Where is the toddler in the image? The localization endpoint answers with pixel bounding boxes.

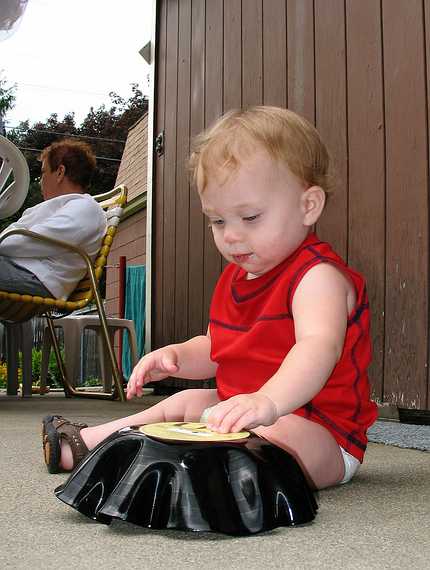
[43,107,378,490]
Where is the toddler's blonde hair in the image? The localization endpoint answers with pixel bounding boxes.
[189,106,332,195]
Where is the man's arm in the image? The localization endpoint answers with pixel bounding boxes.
[0,198,104,258]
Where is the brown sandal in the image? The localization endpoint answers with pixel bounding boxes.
[42,415,89,474]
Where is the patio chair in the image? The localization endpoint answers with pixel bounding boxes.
[39,315,139,394]
[0,185,128,401]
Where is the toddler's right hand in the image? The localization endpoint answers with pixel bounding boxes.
[126,347,179,400]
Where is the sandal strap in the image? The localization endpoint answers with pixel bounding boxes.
[53,418,89,467]
[54,418,88,430]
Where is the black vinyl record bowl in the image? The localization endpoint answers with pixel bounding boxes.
[55,427,318,536]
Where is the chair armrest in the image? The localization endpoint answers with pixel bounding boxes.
[96,184,127,208]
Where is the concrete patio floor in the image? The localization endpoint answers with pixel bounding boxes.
[1,393,429,570]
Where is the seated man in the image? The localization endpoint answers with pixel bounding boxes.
[0,139,107,299]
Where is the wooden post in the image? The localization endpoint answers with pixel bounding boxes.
[118,256,126,376]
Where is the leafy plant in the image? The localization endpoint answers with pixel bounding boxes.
[0,359,22,389]
[0,73,16,116]
[0,348,102,391]
[82,376,102,388]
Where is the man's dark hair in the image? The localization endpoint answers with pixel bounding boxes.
[39,139,97,190]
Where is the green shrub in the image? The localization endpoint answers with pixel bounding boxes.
[82,376,102,387]
[0,363,7,389]
[0,348,101,390]
[30,348,64,388]
[31,349,42,383]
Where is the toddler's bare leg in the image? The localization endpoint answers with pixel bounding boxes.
[252,414,345,490]
[60,389,220,470]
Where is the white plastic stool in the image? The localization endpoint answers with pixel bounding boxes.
[40,315,139,392]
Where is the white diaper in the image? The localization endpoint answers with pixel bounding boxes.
[338,446,361,484]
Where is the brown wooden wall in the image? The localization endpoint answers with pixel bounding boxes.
[152,0,430,410]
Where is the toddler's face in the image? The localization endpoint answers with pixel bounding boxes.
[200,150,314,278]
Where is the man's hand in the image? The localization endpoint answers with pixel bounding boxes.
[126,347,179,400]
[206,393,279,433]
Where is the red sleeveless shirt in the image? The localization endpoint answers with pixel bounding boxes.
[209,233,378,461]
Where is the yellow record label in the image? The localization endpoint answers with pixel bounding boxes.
[139,422,250,442]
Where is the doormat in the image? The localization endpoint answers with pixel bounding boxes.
[368,421,430,452]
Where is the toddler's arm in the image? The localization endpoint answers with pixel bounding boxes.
[127,331,217,399]
[206,263,355,432]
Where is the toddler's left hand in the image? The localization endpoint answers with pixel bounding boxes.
[206,393,279,433]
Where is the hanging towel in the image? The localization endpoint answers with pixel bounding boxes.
[122,265,146,380]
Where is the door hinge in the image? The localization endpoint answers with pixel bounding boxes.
[155,131,165,157]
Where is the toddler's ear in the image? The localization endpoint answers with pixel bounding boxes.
[302,186,325,226]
